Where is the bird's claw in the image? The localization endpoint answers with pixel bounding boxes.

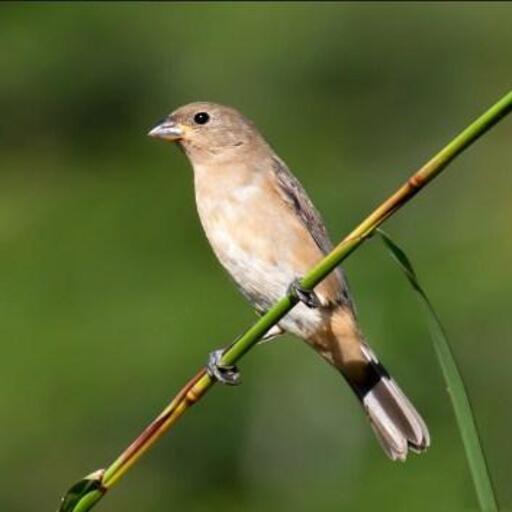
[288,278,322,309]
[207,349,241,385]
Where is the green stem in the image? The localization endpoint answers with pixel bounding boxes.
[59,90,512,512]
[223,89,512,367]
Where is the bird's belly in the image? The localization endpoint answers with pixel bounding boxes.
[195,187,323,338]
[205,213,294,309]
[210,231,323,338]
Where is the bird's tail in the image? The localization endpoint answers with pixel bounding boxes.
[356,343,430,461]
[310,310,430,461]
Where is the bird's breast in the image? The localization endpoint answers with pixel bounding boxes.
[192,162,332,338]
[193,166,304,307]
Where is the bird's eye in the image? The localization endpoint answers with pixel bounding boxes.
[193,112,210,125]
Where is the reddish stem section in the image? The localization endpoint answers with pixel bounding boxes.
[102,368,209,487]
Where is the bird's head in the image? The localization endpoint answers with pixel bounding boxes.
[148,102,268,164]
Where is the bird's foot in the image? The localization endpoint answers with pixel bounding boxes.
[207,349,241,385]
[288,278,322,309]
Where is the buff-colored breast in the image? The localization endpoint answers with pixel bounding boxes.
[192,159,340,337]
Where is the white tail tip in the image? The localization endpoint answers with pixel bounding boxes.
[361,345,430,461]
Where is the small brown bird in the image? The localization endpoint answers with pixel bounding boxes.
[149,102,430,461]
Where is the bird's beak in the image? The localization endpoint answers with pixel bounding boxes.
[147,119,184,141]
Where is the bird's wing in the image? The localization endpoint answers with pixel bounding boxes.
[272,156,333,254]
[271,156,354,309]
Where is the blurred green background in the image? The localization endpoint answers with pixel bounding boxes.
[1,3,511,511]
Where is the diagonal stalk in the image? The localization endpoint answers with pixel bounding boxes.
[59,90,512,512]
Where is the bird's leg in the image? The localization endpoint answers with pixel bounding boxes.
[288,278,322,309]
[207,349,241,385]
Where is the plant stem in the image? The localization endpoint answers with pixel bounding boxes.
[59,90,512,512]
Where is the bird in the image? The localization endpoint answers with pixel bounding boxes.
[148,102,430,461]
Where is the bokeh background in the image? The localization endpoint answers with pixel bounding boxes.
[1,3,511,511]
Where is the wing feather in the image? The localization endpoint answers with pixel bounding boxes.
[271,156,353,309]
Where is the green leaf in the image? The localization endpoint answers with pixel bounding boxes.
[58,470,105,512]
[377,229,498,512]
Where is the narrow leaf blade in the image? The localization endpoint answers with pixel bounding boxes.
[377,229,498,512]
